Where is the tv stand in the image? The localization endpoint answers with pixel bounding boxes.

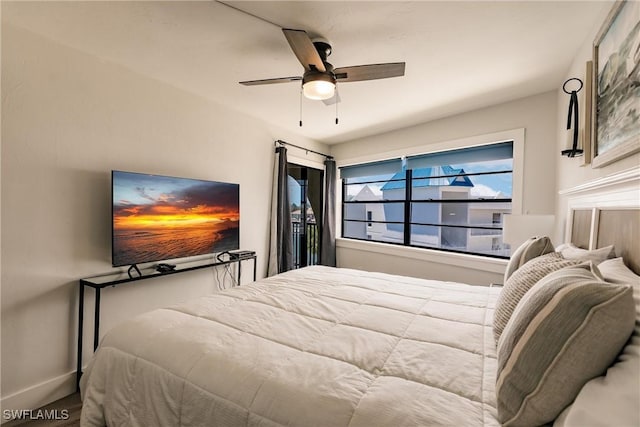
[76,253,257,391]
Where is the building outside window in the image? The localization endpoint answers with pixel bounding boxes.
[492,237,501,250]
[341,141,513,258]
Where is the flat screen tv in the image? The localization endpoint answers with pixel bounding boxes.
[112,170,239,267]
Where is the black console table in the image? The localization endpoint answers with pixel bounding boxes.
[76,253,257,391]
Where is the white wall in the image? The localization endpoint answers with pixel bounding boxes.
[555,2,640,241]
[331,91,559,285]
[0,22,325,412]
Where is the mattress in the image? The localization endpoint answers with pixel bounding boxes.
[80,266,502,426]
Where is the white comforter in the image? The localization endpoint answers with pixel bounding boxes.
[80,266,502,426]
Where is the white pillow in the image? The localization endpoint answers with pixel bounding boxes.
[554,258,640,427]
[556,243,615,264]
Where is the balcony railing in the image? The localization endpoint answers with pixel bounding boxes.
[292,220,319,268]
[469,228,503,236]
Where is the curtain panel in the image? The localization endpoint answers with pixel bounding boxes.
[320,158,337,267]
[267,146,293,276]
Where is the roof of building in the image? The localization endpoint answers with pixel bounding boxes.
[381,166,474,191]
[352,184,377,201]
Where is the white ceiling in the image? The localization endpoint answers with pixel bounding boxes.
[3,1,609,144]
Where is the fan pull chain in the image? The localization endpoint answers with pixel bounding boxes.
[335,87,339,125]
[299,87,303,127]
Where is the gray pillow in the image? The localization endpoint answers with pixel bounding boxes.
[598,257,640,284]
[554,258,640,427]
[556,243,616,264]
[493,252,579,344]
[496,264,635,427]
[504,236,554,283]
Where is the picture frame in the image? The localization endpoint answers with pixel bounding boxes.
[591,0,640,168]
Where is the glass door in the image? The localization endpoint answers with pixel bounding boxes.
[288,163,324,268]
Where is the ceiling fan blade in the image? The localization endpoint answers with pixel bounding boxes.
[282,28,326,72]
[239,76,302,86]
[322,91,341,106]
[334,62,405,82]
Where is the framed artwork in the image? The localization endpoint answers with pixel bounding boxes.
[591,0,640,168]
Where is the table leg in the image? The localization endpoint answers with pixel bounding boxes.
[94,288,101,351]
[76,283,84,391]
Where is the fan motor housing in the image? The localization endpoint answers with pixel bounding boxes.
[302,68,336,85]
[312,38,332,62]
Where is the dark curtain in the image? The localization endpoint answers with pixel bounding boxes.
[267,146,293,276]
[320,158,337,267]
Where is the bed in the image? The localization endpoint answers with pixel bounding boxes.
[80,169,640,426]
[80,266,502,426]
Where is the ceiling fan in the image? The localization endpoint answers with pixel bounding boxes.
[239,28,406,105]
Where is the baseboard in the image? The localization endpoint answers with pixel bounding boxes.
[0,371,77,424]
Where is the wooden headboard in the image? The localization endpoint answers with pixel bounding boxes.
[569,208,640,274]
[562,168,640,275]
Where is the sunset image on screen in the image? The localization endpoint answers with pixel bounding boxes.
[112,171,239,266]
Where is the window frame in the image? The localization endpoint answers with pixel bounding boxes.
[342,168,514,259]
[337,128,525,260]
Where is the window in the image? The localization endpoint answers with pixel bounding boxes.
[341,141,513,258]
[492,237,500,250]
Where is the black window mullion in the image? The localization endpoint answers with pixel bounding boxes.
[403,169,412,246]
[344,200,405,204]
[344,177,406,186]
[345,219,404,225]
[410,222,503,230]
[411,169,513,181]
[410,198,512,204]
[345,199,512,203]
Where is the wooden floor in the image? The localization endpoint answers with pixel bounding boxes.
[3,393,81,427]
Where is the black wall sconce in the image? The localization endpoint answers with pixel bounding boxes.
[561,78,584,158]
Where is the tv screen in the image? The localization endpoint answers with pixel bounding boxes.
[112,171,239,267]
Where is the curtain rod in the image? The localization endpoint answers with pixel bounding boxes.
[275,140,333,160]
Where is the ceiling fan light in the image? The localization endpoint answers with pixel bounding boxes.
[303,80,335,100]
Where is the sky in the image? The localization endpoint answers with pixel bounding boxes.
[113,171,239,229]
[344,159,513,199]
[462,159,513,197]
[289,176,302,206]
